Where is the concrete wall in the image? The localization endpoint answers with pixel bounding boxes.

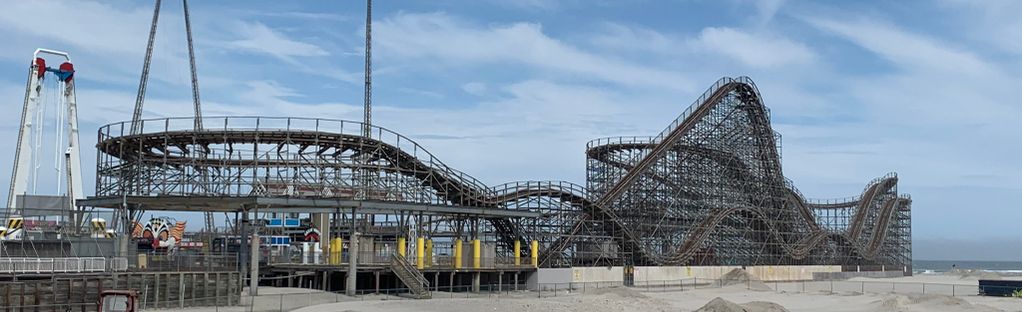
[746,265,842,281]
[571,266,623,282]
[527,265,844,289]
[634,266,742,282]
[633,265,840,282]
[813,271,905,280]
[526,268,572,290]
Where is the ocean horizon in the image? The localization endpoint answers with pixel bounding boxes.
[913,259,1022,274]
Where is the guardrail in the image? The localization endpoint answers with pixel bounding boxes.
[0,257,128,274]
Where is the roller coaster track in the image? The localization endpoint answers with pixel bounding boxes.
[586,140,830,263]
[98,122,573,254]
[540,77,908,266]
[94,77,910,268]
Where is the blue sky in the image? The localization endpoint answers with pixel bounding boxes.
[1,0,1020,261]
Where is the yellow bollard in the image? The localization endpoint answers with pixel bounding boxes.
[416,237,425,269]
[398,237,407,257]
[330,237,343,264]
[454,239,463,269]
[514,240,521,266]
[472,239,481,269]
[530,240,539,267]
[425,239,434,268]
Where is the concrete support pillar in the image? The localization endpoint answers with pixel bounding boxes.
[498,272,502,292]
[346,209,358,296]
[434,272,439,291]
[514,272,519,291]
[250,233,259,296]
[179,273,185,308]
[374,271,380,294]
[118,235,129,259]
[472,272,480,292]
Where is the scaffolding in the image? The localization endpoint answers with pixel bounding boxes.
[82,77,911,270]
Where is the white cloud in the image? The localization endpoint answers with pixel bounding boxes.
[590,23,815,68]
[461,82,488,96]
[227,22,330,63]
[0,0,151,56]
[690,27,816,68]
[937,0,1022,54]
[374,12,693,91]
[803,17,993,76]
[589,23,683,54]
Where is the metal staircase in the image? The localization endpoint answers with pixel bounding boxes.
[390,254,430,299]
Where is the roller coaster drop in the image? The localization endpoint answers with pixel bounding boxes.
[86,77,911,269]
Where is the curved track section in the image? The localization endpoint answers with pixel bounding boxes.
[96,119,497,209]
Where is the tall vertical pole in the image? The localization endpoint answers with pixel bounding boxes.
[358,0,373,202]
[358,0,375,236]
[249,233,259,296]
[182,0,216,243]
[346,208,358,295]
[131,0,162,135]
[363,0,372,137]
[182,0,202,130]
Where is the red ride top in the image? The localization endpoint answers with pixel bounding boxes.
[34,58,45,78]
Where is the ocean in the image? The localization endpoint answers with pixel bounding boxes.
[913,260,1022,275]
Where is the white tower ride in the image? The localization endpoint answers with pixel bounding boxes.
[5,49,83,232]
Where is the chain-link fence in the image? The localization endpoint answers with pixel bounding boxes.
[5,276,1019,312]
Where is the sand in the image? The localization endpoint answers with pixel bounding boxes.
[170,275,1021,312]
[286,274,1022,312]
[720,268,772,291]
[695,297,790,312]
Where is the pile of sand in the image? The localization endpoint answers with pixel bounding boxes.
[720,268,772,291]
[695,297,790,312]
[876,294,1003,312]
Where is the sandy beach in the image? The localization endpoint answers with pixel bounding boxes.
[280,274,1022,312]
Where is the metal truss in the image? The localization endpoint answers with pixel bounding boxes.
[87,77,911,270]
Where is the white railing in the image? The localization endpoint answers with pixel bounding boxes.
[0,257,128,274]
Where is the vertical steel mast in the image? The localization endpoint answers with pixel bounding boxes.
[131,0,162,135]
[183,0,203,131]
[182,0,215,233]
[357,0,373,200]
[363,0,372,137]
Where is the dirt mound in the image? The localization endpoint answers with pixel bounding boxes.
[721,268,771,291]
[741,301,790,312]
[876,294,1002,312]
[695,297,790,312]
[696,297,746,312]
